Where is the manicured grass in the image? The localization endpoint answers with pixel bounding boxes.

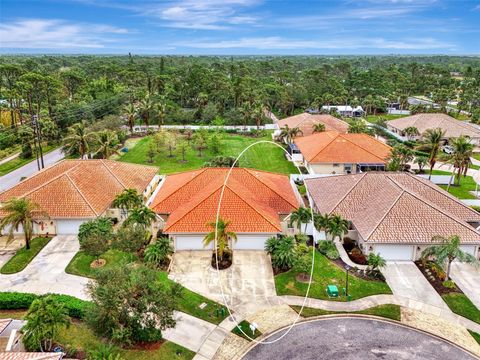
[0,144,58,176]
[231,320,262,341]
[119,133,297,175]
[56,321,195,360]
[469,330,480,345]
[65,250,137,278]
[430,169,453,175]
[442,293,480,325]
[291,304,401,321]
[366,114,408,124]
[439,175,477,199]
[0,237,52,274]
[275,251,391,301]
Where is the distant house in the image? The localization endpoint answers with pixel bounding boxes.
[0,160,161,235]
[305,172,480,261]
[321,105,365,117]
[293,131,391,174]
[386,113,480,144]
[274,113,349,139]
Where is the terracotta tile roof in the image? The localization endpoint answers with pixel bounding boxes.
[0,160,158,219]
[151,168,299,233]
[0,353,62,360]
[0,319,11,335]
[386,113,480,138]
[277,113,349,136]
[294,131,391,164]
[305,172,480,244]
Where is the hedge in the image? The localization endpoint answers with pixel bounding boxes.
[0,292,90,319]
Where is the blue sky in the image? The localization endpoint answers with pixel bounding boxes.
[1,0,479,54]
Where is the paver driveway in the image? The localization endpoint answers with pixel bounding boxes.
[450,263,480,309]
[0,235,89,300]
[382,262,449,310]
[169,251,276,314]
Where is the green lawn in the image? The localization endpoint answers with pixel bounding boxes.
[0,144,58,176]
[275,251,391,301]
[473,153,480,162]
[56,321,195,360]
[65,250,228,325]
[366,114,408,124]
[469,330,480,345]
[0,309,26,319]
[442,293,480,324]
[119,133,297,175]
[0,237,52,274]
[291,304,401,321]
[439,175,477,199]
[231,320,262,341]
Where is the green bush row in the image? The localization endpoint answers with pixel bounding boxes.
[0,292,90,319]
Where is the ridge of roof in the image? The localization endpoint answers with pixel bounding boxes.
[328,173,368,213]
[65,172,99,216]
[100,159,127,188]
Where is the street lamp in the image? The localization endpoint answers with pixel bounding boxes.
[345,265,350,299]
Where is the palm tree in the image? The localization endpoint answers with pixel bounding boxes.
[348,121,371,134]
[326,214,349,242]
[144,236,173,268]
[278,125,303,144]
[155,98,167,128]
[289,207,311,234]
[203,218,237,261]
[124,206,156,229]
[403,126,420,140]
[252,100,264,129]
[442,136,473,188]
[112,188,143,210]
[94,130,119,159]
[63,122,97,159]
[312,123,325,133]
[367,253,386,271]
[124,103,137,133]
[138,95,155,128]
[0,198,47,250]
[313,212,331,238]
[415,128,445,180]
[422,235,479,280]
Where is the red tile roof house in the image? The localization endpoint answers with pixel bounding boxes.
[305,172,480,261]
[150,168,300,250]
[293,131,392,175]
[0,160,160,236]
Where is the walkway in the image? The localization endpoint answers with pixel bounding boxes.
[0,148,64,191]
[0,152,20,166]
[450,263,480,310]
[0,235,89,300]
[334,239,367,270]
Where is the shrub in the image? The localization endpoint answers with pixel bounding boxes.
[349,248,367,265]
[112,224,148,253]
[442,280,456,289]
[265,236,296,270]
[143,237,174,268]
[317,241,339,260]
[78,217,114,256]
[343,237,356,252]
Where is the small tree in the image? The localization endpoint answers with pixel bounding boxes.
[289,207,311,234]
[144,236,174,268]
[209,133,223,156]
[177,140,189,162]
[203,218,237,261]
[265,236,296,270]
[193,130,209,157]
[78,217,113,258]
[112,188,143,211]
[165,131,177,157]
[367,253,386,271]
[124,206,157,229]
[22,295,70,352]
[414,156,429,173]
[146,142,156,163]
[403,126,420,140]
[293,243,311,278]
[112,224,148,253]
[326,214,349,242]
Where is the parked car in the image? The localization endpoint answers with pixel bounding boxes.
[442,145,454,154]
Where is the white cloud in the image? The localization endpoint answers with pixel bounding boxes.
[0,19,128,49]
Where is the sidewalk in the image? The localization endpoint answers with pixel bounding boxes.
[0,152,20,166]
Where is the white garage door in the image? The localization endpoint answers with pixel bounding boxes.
[460,245,476,256]
[175,236,213,251]
[374,245,413,261]
[56,219,87,235]
[234,235,269,250]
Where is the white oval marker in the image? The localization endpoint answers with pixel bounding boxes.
[212,140,316,344]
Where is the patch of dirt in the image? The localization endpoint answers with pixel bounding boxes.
[415,260,462,296]
[128,340,165,350]
[295,273,312,283]
[90,259,106,268]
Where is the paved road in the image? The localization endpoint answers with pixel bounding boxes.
[0,148,64,191]
[242,317,477,360]
[450,263,480,310]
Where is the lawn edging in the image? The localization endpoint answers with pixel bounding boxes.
[0,237,52,274]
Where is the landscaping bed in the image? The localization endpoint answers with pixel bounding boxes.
[415,260,461,296]
[0,237,52,274]
[291,304,401,321]
[65,250,137,278]
[231,320,262,341]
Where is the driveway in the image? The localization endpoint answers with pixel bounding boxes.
[0,235,89,300]
[450,263,480,309]
[382,262,449,310]
[0,148,64,191]
[169,251,276,314]
[242,317,477,360]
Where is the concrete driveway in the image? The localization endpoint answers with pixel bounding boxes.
[382,262,449,310]
[0,235,89,300]
[169,251,276,314]
[450,263,480,309]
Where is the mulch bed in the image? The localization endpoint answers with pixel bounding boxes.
[415,260,463,296]
[211,252,232,270]
[90,259,106,268]
[329,256,385,282]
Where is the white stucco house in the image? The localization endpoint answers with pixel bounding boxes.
[150,167,300,251]
[305,172,480,261]
[0,160,160,236]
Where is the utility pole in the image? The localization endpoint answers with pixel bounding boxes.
[32,115,45,169]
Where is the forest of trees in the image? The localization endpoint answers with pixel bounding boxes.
[0,55,479,158]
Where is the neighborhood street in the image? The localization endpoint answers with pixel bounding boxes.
[0,148,64,191]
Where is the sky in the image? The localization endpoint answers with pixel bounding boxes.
[0,0,479,55]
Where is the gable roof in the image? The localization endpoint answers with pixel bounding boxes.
[305,172,480,244]
[0,160,158,219]
[294,131,391,164]
[386,113,480,138]
[277,113,349,136]
[151,168,299,233]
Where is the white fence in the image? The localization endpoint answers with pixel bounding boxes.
[416,174,454,185]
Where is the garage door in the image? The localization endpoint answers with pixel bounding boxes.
[175,236,213,251]
[56,220,87,235]
[460,245,476,256]
[374,245,413,261]
[234,235,269,250]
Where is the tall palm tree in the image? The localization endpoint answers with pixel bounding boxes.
[94,130,119,159]
[252,100,264,129]
[415,128,445,180]
[289,207,311,234]
[278,125,303,144]
[112,188,143,210]
[138,95,155,128]
[0,198,47,250]
[403,126,420,140]
[422,235,479,280]
[124,103,137,133]
[312,123,325,133]
[442,136,473,188]
[326,214,349,242]
[155,98,167,128]
[63,122,97,159]
[313,212,331,238]
[124,206,156,229]
[203,218,237,261]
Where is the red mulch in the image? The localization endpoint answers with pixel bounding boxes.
[211,253,232,270]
